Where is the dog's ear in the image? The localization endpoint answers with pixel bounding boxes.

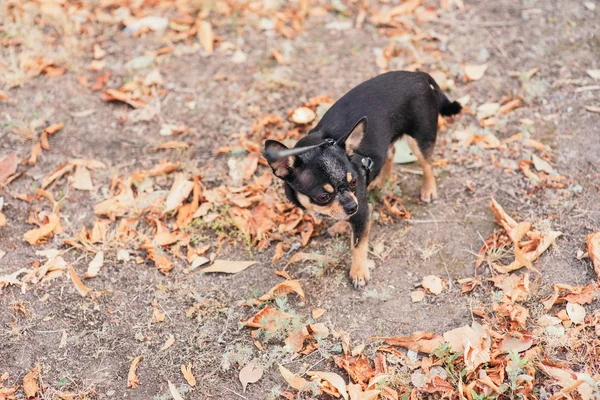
[339,116,367,155]
[264,140,295,179]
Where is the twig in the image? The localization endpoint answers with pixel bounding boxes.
[222,387,248,399]
[397,167,423,175]
[408,219,459,224]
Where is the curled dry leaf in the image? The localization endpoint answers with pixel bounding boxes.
[347,383,380,400]
[164,174,194,213]
[307,371,348,400]
[287,252,337,267]
[72,165,94,191]
[291,107,316,124]
[167,380,184,400]
[278,364,312,391]
[181,363,196,387]
[69,264,92,297]
[153,141,190,151]
[285,323,329,353]
[201,260,256,274]
[245,305,291,331]
[239,362,263,392]
[410,290,425,302]
[127,356,142,388]
[198,21,214,54]
[464,64,488,81]
[372,331,444,354]
[312,308,326,319]
[23,365,40,399]
[84,251,104,278]
[41,163,75,189]
[421,275,445,295]
[586,232,600,278]
[499,334,534,353]
[24,213,60,245]
[258,279,305,302]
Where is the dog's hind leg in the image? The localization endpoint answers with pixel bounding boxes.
[404,135,437,203]
[369,144,395,190]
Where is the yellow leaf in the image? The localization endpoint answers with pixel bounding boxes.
[278,364,312,391]
[181,363,196,387]
[23,365,40,399]
[201,260,256,274]
[127,356,142,388]
[198,21,214,54]
[23,213,60,245]
[161,336,175,351]
[68,264,91,297]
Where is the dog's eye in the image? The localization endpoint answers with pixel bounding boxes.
[350,178,358,188]
[315,193,332,204]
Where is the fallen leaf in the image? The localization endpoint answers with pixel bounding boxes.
[164,174,194,213]
[102,89,146,109]
[0,153,19,185]
[23,213,60,245]
[239,362,263,392]
[44,122,64,135]
[72,165,94,191]
[181,363,196,387]
[258,279,305,302]
[161,336,175,351]
[84,251,104,278]
[499,99,522,114]
[499,334,534,353]
[312,308,326,319]
[246,305,291,331]
[198,21,214,54]
[587,69,600,80]
[242,152,260,182]
[586,232,600,278]
[167,380,184,400]
[278,364,312,391]
[421,275,446,295]
[410,290,425,302]
[532,154,553,173]
[291,107,316,124]
[23,365,40,399]
[127,356,142,388]
[464,64,488,81]
[59,329,68,349]
[160,124,189,136]
[372,331,444,354]
[490,274,530,302]
[347,383,380,400]
[201,260,256,274]
[153,141,190,151]
[307,371,348,400]
[287,252,337,267]
[68,264,91,297]
[0,268,27,288]
[41,163,75,189]
[566,302,586,324]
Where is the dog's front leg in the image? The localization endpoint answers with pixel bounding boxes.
[349,201,373,289]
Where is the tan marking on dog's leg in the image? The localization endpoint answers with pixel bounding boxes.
[349,205,373,288]
[369,145,395,190]
[405,136,437,203]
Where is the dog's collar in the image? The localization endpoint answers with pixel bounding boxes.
[351,151,375,184]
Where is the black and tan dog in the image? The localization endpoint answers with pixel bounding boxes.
[264,71,461,288]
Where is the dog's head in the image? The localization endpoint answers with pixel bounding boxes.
[264,117,367,220]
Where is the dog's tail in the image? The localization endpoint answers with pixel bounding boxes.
[429,76,462,116]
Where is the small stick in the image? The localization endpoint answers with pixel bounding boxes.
[223,387,248,399]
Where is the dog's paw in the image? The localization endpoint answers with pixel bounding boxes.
[349,259,374,289]
[420,186,438,204]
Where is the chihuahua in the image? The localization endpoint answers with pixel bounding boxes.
[264,71,461,288]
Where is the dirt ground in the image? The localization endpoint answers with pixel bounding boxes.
[1,0,599,399]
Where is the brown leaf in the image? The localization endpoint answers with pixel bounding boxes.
[127,356,142,388]
[490,274,530,302]
[258,279,305,302]
[198,21,214,54]
[181,363,196,387]
[287,252,337,267]
[371,331,444,354]
[44,122,64,135]
[272,242,285,262]
[84,251,104,278]
[152,299,165,323]
[164,174,194,213]
[41,163,75,189]
[242,152,260,182]
[153,141,190,151]
[239,362,263,392]
[245,305,291,331]
[23,365,40,399]
[201,260,256,274]
[307,371,348,400]
[421,275,446,295]
[334,355,375,389]
[0,152,19,185]
[68,264,91,297]
[347,383,380,400]
[586,232,600,278]
[0,211,5,227]
[72,165,94,191]
[312,308,326,319]
[278,364,312,391]
[23,213,60,245]
[160,336,175,351]
[102,89,145,108]
[29,142,42,165]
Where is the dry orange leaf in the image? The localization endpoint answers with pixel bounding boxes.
[68,264,91,297]
[278,364,312,391]
[312,308,326,319]
[23,365,40,399]
[23,213,60,245]
[84,251,104,278]
[127,356,142,388]
[152,299,165,322]
[371,331,444,354]
[153,141,190,151]
[44,122,64,135]
[198,21,214,54]
[245,305,291,331]
[201,260,256,274]
[586,232,600,278]
[29,142,42,165]
[164,174,194,213]
[307,371,348,400]
[160,336,175,351]
[272,242,285,262]
[0,211,5,227]
[181,363,196,387]
[258,279,305,302]
[72,165,94,191]
[102,89,145,109]
[41,163,75,189]
[421,275,446,295]
[0,152,19,185]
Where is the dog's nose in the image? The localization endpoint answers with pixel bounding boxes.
[344,202,358,215]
